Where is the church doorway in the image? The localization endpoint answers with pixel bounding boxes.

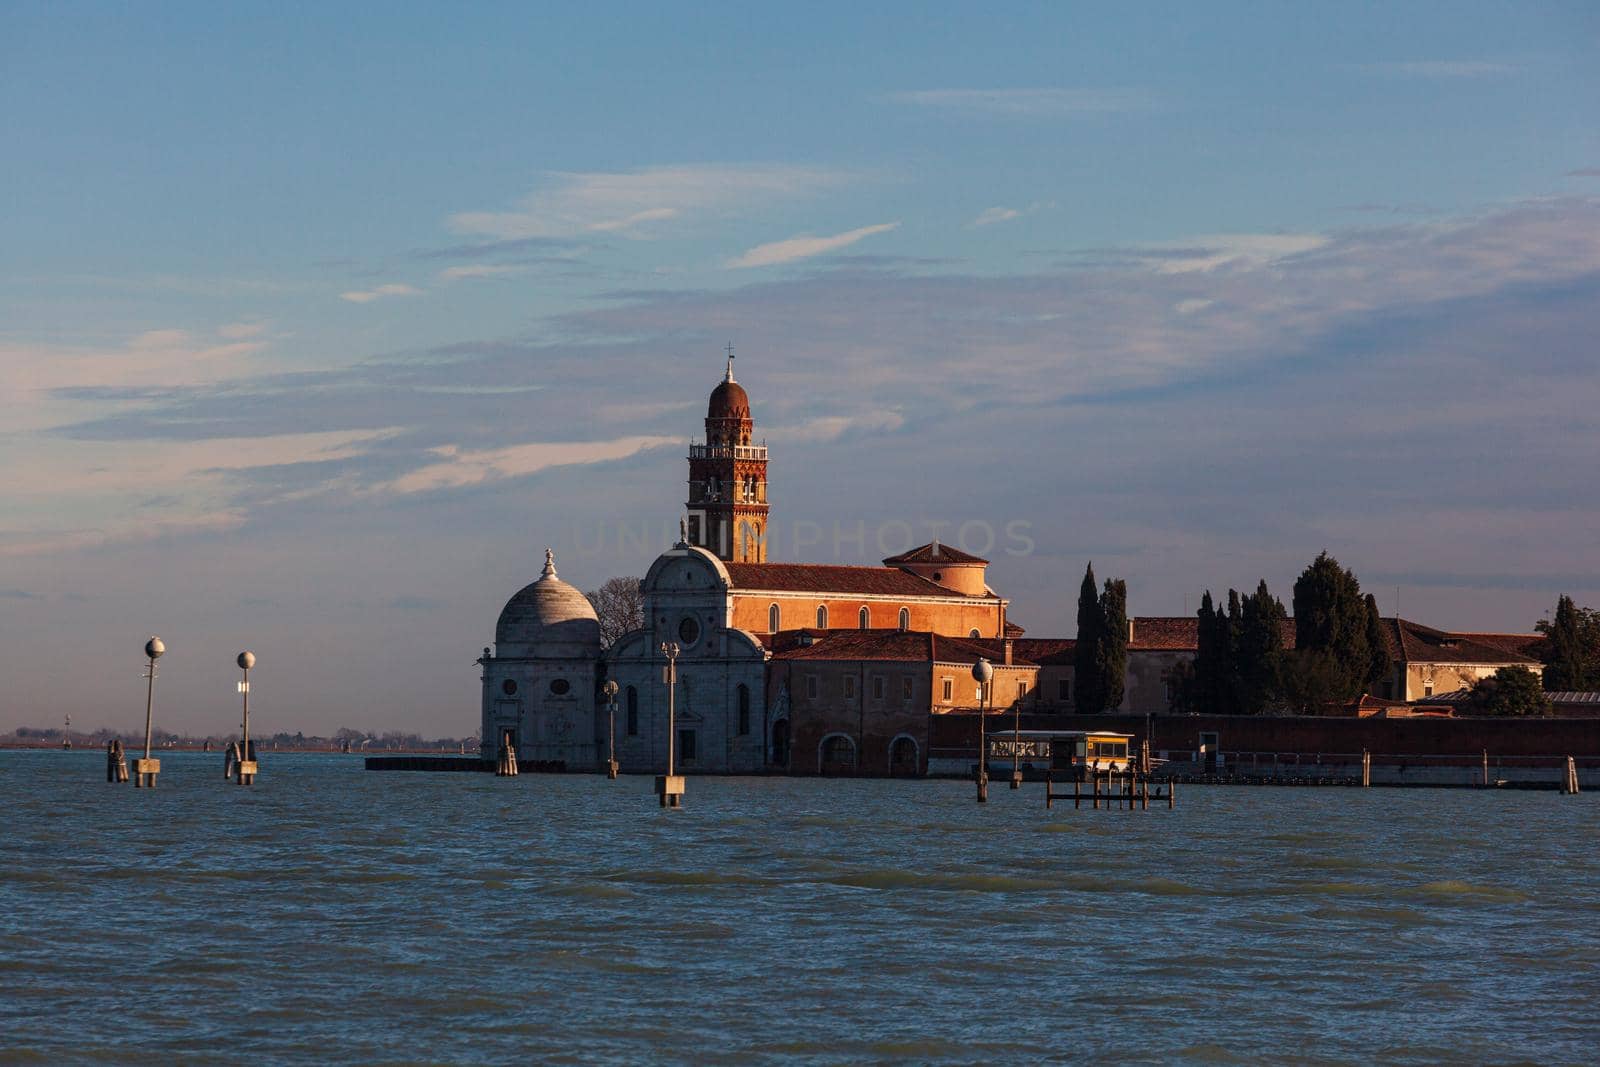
[819,733,856,776]
[770,719,790,768]
[888,735,919,777]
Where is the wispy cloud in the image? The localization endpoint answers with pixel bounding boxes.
[379,436,679,494]
[1566,168,1600,178]
[340,283,422,304]
[449,164,854,240]
[437,265,523,283]
[892,88,1155,117]
[1366,60,1516,78]
[972,207,1021,227]
[970,201,1055,228]
[726,223,900,269]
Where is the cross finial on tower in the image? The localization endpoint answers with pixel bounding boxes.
[724,341,735,382]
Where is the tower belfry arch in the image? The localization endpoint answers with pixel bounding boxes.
[686,348,768,562]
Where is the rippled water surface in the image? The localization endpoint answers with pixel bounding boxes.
[3,750,1598,1064]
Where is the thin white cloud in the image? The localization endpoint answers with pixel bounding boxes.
[449,164,853,240]
[341,283,422,304]
[727,222,900,269]
[437,265,523,282]
[217,321,269,340]
[380,436,679,494]
[970,201,1055,228]
[1145,233,1328,273]
[1367,60,1515,78]
[892,88,1155,117]
[972,207,1021,227]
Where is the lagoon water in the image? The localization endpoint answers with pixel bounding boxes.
[2,750,1597,1064]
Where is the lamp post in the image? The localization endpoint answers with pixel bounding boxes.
[656,642,684,808]
[236,652,257,785]
[602,679,620,779]
[1010,671,1024,790]
[972,657,992,803]
[135,636,165,788]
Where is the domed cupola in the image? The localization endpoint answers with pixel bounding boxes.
[494,549,601,659]
[707,377,750,422]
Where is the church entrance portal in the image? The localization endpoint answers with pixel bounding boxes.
[889,736,919,777]
[770,719,790,768]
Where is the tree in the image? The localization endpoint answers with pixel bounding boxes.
[1098,578,1129,711]
[1363,593,1393,692]
[1194,591,1219,714]
[586,576,644,649]
[1074,564,1106,713]
[1538,595,1599,691]
[1163,659,1197,714]
[1467,667,1552,717]
[1236,580,1287,714]
[1292,551,1372,702]
[1278,648,1346,714]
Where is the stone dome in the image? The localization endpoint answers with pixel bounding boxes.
[494,549,601,658]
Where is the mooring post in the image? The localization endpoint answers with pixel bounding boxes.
[133,637,165,788]
[496,729,518,777]
[1168,777,1176,809]
[235,652,257,785]
[1073,771,1081,810]
[602,679,620,780]
[655,642,684,808]
[1482,749,1489,788]
[107,739,129,783]
[1362,749,1371,788]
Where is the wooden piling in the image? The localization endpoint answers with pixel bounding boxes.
[1563,756,1579,795]
[106,739,129,783]
[1482,749,1489,788]
[1361,750,1371,788]
[495,731,518,777]
[1168,777,1176,809]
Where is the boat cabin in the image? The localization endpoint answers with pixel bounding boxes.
[987,730,1138,775]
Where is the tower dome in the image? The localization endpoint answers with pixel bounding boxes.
[707,377,749,421]
[494,549,601,658]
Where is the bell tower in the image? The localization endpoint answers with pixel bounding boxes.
[686,346,768,562]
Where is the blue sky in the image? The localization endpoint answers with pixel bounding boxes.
[3,2,1598,733]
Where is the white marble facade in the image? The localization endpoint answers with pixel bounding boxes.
[479,550,602,769]
[605,543,769,774]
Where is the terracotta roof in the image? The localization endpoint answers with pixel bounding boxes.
[725,562,993,599]
[769,630,1039,666]
[1456,631,1546,660]
[1013,638,1076,665]
[1388,618,1539,666]
[1003,620,1027,637]
[882,542,988,566]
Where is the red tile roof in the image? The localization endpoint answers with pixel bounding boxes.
[881,541,989,566]
[769,630,1039,666]
[1387,619,1539,665]
[725,561,994,599]
[1013,638,1076,665]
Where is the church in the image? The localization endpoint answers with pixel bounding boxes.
[476,355,1546,775]
[478,353,1019,775]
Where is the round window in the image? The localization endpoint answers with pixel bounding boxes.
[678,616,701,645]
[550,678,571,696]
[501,679,517,696]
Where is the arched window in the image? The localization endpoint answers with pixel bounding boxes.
[970,628,981,639]
[858,606,870,630]
[737,684,751,735]
[768,603,781,633]
[898,607,910,631]
[816,604,828,629]
[626,686,639,736]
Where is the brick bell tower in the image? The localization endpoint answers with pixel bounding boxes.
[686,346,768,562]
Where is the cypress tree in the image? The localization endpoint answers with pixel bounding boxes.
[1195,591,1217,715]
[1291,552,1371,701]
[1364,593,1392,694]
[1099,578,1129,711]
[1074,563,1105,713]
[1237,579,1286,714]
[1220,589,1243,712]
[1543,595,1588,691]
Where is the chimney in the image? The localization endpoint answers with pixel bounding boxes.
[931,537,941,558]
[1003,637,1014,666]
[1128,617,1135,643]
